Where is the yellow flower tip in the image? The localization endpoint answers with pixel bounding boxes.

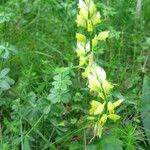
[87,20,93,32]
[113,99,124,108]
[89,1,97,16]
[107,114,121,122]
[78,0,88,19]
[76,33,86,43]
[98,31,110,41]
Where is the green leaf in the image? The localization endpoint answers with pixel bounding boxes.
[23,137,30,150]
[141,75,150,143]
[69,142,83,150]
[87,145,97,150]
[97,135,123,150]
[0,68,10,78]
[0,80,10,90]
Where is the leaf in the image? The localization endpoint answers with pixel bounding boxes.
[141,75,150,144]
[0,68,10,78]
[87,145,97,150]
[97,135,123,150]
[69,142,83,150]
[23,137,30,150]
[0,80,10,90]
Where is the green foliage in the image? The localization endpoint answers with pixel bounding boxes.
[47,68,72,104]
[141,75,150,144]
[0,0,149,149]
[0,68,14,92]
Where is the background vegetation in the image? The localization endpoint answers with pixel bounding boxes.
[0,0,150,149]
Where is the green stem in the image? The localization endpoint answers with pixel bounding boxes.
[25,114,44,137]
[19,103,24,150]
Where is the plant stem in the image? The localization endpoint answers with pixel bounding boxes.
[19,103,24,150]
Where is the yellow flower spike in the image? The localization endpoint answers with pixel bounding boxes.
[76,33,86,43]
[98,31,110,41]
[76,0,124,138]
[107,114,121,122]
[76,14,87,28]
[92,12,101,25]
[107,101,115,114]
[89,100,105,115]
[87,20,93,32]
[92,35,98,48]
[79,56,88,66]
[113,99,124,108]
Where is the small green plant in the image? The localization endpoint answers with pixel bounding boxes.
[0,68,14,94]
[0,43,17,60]
[47,67,72,104]
[75,0,124,137]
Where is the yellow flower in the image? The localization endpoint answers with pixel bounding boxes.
[76,49,85,57]
[79,56,88,66]
[87,64,113,99]
[92,35,98,48]
[107,114,121,122]
[76,14,87,28]
[100,80,113,98]
[76,43,86,57]
[88,74,100,92]
[91,65,106,81]
[107,101,115,114]
[78,0,88,20]
[76,33,86,43]
[89,1,97,16]
[88,20,93,32]
[82,65,91,78]
[99,114,107,126]
[85,42,90,52]
[107,99,124,114]
[113,99,124,108]
[92,12,101,25]
[89,100,105,115]
[98,31,109,41]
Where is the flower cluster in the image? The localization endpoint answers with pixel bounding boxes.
[76,0,124,137]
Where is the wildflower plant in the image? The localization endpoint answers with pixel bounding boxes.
[75,0,124,137]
